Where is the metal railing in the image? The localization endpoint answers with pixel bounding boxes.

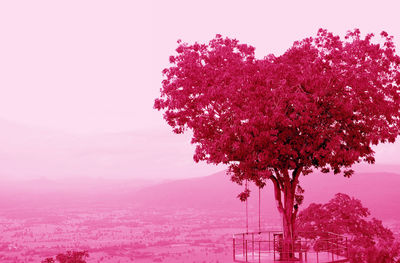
[233,230,349,262]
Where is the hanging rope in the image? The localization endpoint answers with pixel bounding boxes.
[245,180,249,234]
[258,186,261,233]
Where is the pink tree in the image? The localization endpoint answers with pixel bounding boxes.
[154,29,400,259]
[297,193,400,262]
[42,251,89,263]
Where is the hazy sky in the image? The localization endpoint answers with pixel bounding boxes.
[0,0,399,179]
[1,0,399,134]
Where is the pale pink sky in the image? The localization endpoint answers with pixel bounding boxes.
[0,0,399,180]
[1,0,399,134]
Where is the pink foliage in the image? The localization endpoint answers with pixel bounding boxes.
[155,29,400,186]
[297,193,400,263]
[41,251,89,263]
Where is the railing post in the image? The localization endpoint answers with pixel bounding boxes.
[252,233,254,259]
[336,237,339,260]
[246,239,248,262]
[273,234,275,261]
[268,232,270,251]
[233,237,236,261]
[243,233,245,258]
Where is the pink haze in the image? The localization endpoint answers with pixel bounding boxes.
[0,0,399,262]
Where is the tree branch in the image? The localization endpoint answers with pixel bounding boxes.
[291,166,303,186]
[290,166,303,197]
[270,175,284,214]
[274,168,285,189]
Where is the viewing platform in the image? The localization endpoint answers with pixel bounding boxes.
[233,231,349,263]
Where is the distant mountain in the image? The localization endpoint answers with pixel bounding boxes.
[0,176,156,209]
[131,170,255,210]
[0,118,222,180]
[132,169,400,221]
[1,118,399,221]
[0,167,398,225]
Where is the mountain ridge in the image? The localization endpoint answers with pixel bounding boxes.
[132,169,400,221]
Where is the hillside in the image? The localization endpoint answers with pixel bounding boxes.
[131,170,270,210]
[132,169,400,221]
[0,118,222,180]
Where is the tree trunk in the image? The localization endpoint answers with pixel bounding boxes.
[281,197,296,259]
[271,168,301,261]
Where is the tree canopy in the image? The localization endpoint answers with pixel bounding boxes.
[155,29,400,189]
